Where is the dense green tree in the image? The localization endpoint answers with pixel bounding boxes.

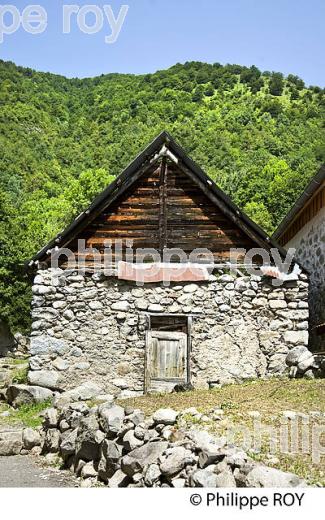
[243,201,274,235]
[269,72,285,96]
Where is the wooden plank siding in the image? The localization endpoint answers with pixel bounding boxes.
[279,182,325,246]
[65,159,259,266]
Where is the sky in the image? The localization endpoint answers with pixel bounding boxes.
[0,0,324,86]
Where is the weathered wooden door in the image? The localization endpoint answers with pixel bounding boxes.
[146,331,188,392]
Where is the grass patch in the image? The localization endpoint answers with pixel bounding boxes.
[119,378,325,416]
[119,378,325,486]
[0,400,51,428]
[11,366,28,384]
[6,358,29,366]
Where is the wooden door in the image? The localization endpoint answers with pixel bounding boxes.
[146,331,188,392]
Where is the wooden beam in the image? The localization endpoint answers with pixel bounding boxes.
[159,157,168,255]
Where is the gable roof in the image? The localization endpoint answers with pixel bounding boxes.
[273,164,325,241]
[29,131,290,266]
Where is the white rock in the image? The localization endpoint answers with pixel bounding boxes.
[54,381,103,407]
[22,428,41,450]
[148,304,164,312]
[81,461,98,479]
[28,370,61,390]
[144,464,161,486]
[269,300,287,309]
[284,331,308,345]
[152,408,178,425]
[183,284,198,293]
[123,430,144,451]
[160,446,194,476]
[52,358,70,371]
[245,465,306,487]
[89,301,103,310]
[112,378,128,390]
[111,301,130,312]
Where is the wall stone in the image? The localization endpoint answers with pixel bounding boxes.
[29,269,309,396]
[285,207,325,350]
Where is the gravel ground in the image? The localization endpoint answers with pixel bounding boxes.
[0,455,78,487]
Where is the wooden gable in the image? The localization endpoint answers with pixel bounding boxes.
[29,132,288,270]
[67,157,258,266]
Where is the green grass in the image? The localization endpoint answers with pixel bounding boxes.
[11,366,28,385]
[119,378,325,486]
[0,400,51,428]
[8,358,29,365]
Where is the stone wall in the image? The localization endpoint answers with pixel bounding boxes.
[29,269,309,396]
[285,207,325,350]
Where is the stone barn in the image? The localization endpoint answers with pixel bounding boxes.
[27,132,309,397]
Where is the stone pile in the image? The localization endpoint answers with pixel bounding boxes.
[4,400,305,488]
[286,346,325,379]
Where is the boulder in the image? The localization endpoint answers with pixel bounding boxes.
[134,425,146,440]
[28,370,62,391]
[244,465,306,487]
[221,447,249,468]
[75,415,102,461]
[43,408,59,429]
[123,430,144,451]
[43,428,60,453]
[172,478,186,488]
[98,439,123,481]
[0,370,10,387]
[22,428,41,450]
[60,428,78,458]
[215,469,237,487]
[160,446,195,477]
[60,402,89,429]
[198,437,228,468]
[0,430,23,456]
[121,441,168,477]
[152,408,178,425]
[81,461,98,479]
[144,463,161,486]
[190,466,219,487]
[6,385,53,408]
[127,410,145,426]
[98,403,125,438]
[285,346,308,367]
[297,351,315,372]
[54,381,103,408]
[186,429,217,450]
[108,469,131,488]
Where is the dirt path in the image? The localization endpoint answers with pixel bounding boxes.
[0,455,78,487]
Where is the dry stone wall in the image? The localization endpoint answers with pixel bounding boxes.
[285,207,325,350]
[29,269,309,396]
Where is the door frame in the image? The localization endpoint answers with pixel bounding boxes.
[144,314,192,393]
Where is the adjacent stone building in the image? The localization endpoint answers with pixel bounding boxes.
[27,132,309,396]
[274,166,325,351]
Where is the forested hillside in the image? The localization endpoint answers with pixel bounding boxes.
[0,59,324,330]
